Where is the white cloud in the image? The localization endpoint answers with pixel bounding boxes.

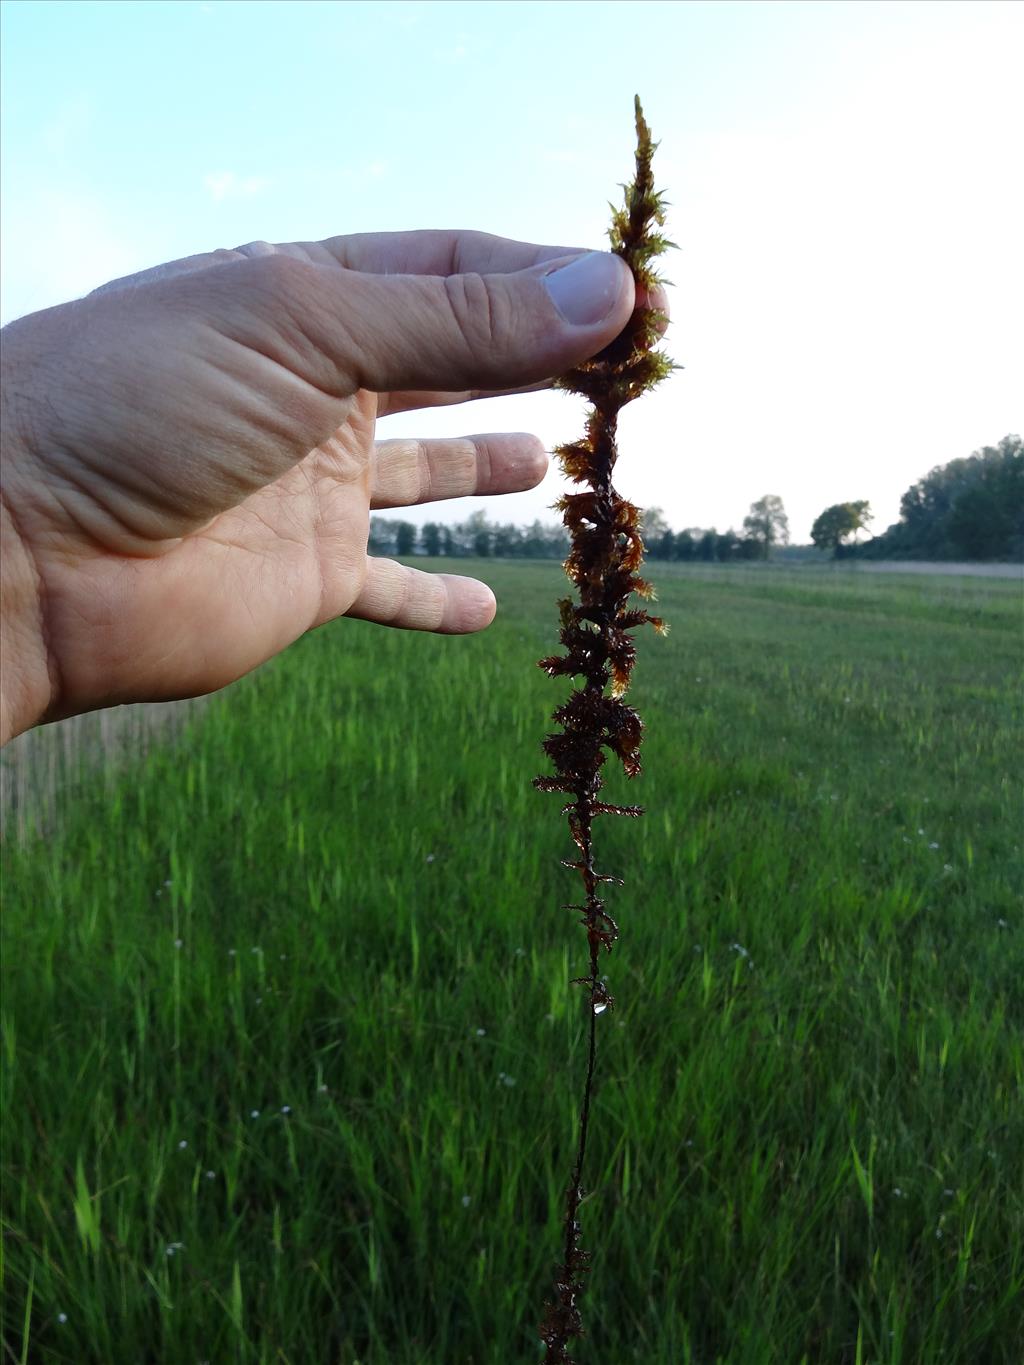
[202,171,271,203]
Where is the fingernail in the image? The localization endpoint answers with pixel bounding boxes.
[543,252,626,327]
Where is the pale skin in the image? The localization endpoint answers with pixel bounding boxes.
[0,230,664,745]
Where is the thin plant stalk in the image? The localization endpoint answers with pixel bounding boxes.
[535,96,676,1363]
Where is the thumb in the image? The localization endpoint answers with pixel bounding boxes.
[266,251,636,397]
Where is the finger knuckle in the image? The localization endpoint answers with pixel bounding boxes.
[442,272,505,358]
[255,252,318,300]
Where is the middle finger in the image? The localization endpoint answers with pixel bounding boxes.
[370,432,548,509]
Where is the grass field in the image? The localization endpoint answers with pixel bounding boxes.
[2,561,1022,1365]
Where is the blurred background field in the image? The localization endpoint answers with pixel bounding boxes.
[2,562,1022,1364]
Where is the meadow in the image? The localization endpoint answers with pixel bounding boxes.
[2,561,1022,1365]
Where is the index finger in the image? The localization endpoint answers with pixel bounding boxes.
[286,229,584,279]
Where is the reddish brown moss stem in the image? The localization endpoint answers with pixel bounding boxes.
[535,96,676,1363]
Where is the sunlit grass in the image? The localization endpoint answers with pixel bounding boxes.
[2,562,1021,1363]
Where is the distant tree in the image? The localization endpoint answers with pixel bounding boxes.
[520,519,544,557]
[674,530,696,562]
[698,529,717,562]
[492,522,523,558]
[641,506,670,547]
[452,509,492,557]
[653,530,675,560]
[395,521,417,556]
[866,435,1022,561]
[440,526,455,556]
[369,517,397,555]
[737,534,762,561]
[523,519,569,558]
[420,522,442,557]
[742,494,790,559]
[810,501,872,557]
[715,528,743,562]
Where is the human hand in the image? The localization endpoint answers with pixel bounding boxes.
[0,230,659,743]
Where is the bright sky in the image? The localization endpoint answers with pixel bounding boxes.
[2,0,1021,540]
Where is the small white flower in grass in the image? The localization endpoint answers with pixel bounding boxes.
[250,1110,260,1119]
[943,864,954,874]
[944,1188,954,1197]
[205,1170,216,1180]
[892,1187,903,1197]
[174,938,183,949]
[281,1105,291,1114]
[928,842,939,851]
[228,949,237,957]
[425,853,436,863]
[279,953,287,960]
[251,946,262,955]
[997,918,1008,928]
[255,997,263,1005]
[461,1195,472,1207]
[317,1084,328,1093]
[475,1028,486,1037]
[178,1139,188,1150]
[515,947,526,957]
[730,943,749,959]
[57,1313,68,1324]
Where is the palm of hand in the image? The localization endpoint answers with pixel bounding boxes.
[9,254,531,718]
[101,387,383,708]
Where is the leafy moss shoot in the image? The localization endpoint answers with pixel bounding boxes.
[535,97,676,1362]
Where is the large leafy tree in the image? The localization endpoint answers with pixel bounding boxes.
[872,435,1022,560]
[810,501,872,557]
[742,494,790,559]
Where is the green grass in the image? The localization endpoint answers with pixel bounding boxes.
[2,561,1022,1364]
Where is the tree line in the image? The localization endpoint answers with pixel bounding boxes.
[374,434,1022,564]
[856,434,1022,562]
[370,510,571,560]
[371,494,794,563]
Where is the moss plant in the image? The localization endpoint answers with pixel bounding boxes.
[535,97,677,1362]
